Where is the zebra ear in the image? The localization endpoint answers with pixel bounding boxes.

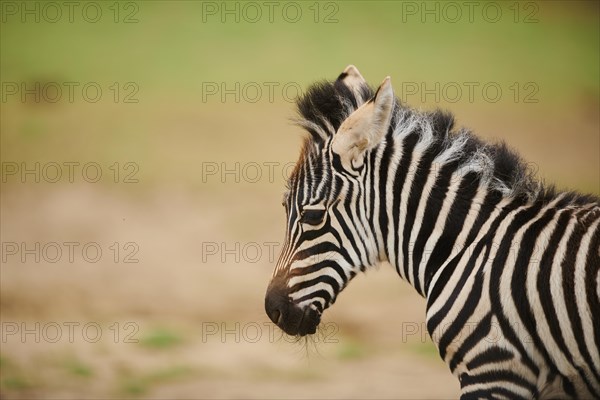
[337,65,366,100]
[332,76,394,171]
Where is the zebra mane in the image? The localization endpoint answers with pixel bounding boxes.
[295,79,374,141]
[292,79,597,204]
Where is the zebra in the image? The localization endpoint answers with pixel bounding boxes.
[264,65,600,399]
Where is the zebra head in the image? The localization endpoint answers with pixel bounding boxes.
[265,66,396,336]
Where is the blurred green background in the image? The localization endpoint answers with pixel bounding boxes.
[1,1,598,398]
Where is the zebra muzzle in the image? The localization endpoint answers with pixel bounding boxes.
[265,284,321,336]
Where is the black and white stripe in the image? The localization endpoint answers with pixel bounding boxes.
[265,66,600,398]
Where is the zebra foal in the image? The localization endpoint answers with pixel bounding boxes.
[264,65,600,399]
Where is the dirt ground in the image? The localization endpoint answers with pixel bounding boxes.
[2,2,598,398]
[0,185,461,399]
[1,101,598,400]
[1,88,598,400]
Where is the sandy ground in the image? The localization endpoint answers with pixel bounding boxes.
[1,3,598,398]
[1,61,597,400]
[0,105,600,399]
[1,96,597,400]
[0,185,460,399]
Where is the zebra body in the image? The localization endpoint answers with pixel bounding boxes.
[264,66,600,399]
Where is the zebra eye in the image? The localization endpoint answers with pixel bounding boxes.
[300,208,326,225]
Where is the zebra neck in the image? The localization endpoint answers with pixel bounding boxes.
[370,126,520,300]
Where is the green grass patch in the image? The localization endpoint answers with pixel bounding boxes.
[64,358,93,378]
[336,341,367,360]
[2,376,33,390]
[118,365,195,396]
[409,341,440,359]
[139,328,183,350]
[0,356,35,391]
[145,365,193,384]
[120,377,147,396]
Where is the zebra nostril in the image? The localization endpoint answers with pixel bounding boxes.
[265,302,281,325]
[265,287,287,326]
[266,276,291,321]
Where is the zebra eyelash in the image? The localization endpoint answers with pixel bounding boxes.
[282,191,291,207]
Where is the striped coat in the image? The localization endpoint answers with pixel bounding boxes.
[265,65,600,399]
